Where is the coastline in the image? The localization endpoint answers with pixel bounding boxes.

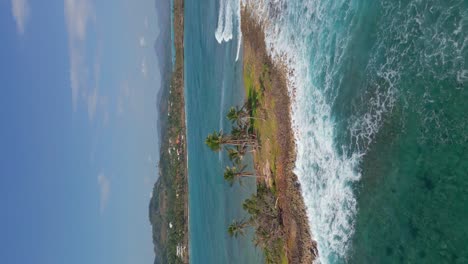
[150,2,314,263]
[241,8,318,263]
[149,0,189,262]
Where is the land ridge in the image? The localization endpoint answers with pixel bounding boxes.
[241,7,318,263]
[149,0,188,263]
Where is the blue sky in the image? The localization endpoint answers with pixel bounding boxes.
[1,0,164,263]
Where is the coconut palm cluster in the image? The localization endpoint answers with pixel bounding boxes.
[205,104,284,260]
[205,104,263,186]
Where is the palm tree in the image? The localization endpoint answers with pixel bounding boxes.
[205,130,257,152]
[226,143,254,165]
[230,125,245,139]
[242,197,260,216]
[227,147,243,165]
[227,219,250,238]
[205,130,224,152]
[224,165,263,186]
[226,106,244,124]
[226,106,264,125]
[231,124,258,147]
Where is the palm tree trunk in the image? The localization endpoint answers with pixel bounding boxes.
[236,172,265,178]
[224,140,258,146]
[245,116,265,121]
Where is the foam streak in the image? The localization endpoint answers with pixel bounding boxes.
[215,0,242,61]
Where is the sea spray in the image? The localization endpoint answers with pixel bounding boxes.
[241,0,400,262]
[346,0,467,262]
[215,0,229,42]
[235,0,242,61]
[215,0,242,61]
[243,0,467,262]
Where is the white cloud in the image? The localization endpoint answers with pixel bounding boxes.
[141,57,147,77]
[97,174,110,214]
[139,36,147,47]
[64,0,95,111]
[64,0,94,42]
[11,0,30,35]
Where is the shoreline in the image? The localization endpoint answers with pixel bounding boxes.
[149,0,189,262]
[241,8,318,263]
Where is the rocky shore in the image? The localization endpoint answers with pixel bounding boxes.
[241,8,318,263]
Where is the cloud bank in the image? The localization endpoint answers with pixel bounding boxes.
[139,36,147,47]
[11,0,30,35]
[141,57,148,77]
[63,0,95,112]
[97,174,110,214]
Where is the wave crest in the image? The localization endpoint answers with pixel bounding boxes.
[215,0,242,61]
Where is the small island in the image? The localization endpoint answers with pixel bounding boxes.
[202,9,318,264]
[149,2,317,263]
[242,11,319,256]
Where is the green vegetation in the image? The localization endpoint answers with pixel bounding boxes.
[227,219,251,238]
[149,0,188,263]
[223,165,262,186]
[204,92,285,263]
[149,67,188,264]
[243,61,281,191]
[217,39,291,261]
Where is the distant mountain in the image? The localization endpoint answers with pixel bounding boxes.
[151,0,173,263]
[154,0,172,152]
[154,0,172,77]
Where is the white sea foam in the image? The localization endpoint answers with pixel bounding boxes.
[235,0,242,61]
[242,1,361,262]
[242,0,393,262]
[214,0,226,42]
[215,0,233,42]
[215,0,242,61]
[457,69,468,83]
[241,0,466,262]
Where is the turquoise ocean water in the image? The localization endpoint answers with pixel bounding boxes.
[182,0,467,263]
[184,0,263,263]
[242,0,467,263]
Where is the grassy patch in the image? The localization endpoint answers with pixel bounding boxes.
[243,50,280,188]
[242,37,288,264]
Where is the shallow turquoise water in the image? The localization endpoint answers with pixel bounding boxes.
[184,0,263,263]
[244,0,467,263]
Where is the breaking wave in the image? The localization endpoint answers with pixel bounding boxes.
[215,0,242,61]
[242,0,466,262]
[243,1,372,262]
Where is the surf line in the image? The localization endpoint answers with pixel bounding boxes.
[215,0,242,61]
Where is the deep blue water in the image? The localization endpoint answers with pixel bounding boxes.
[184,0,263,263]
